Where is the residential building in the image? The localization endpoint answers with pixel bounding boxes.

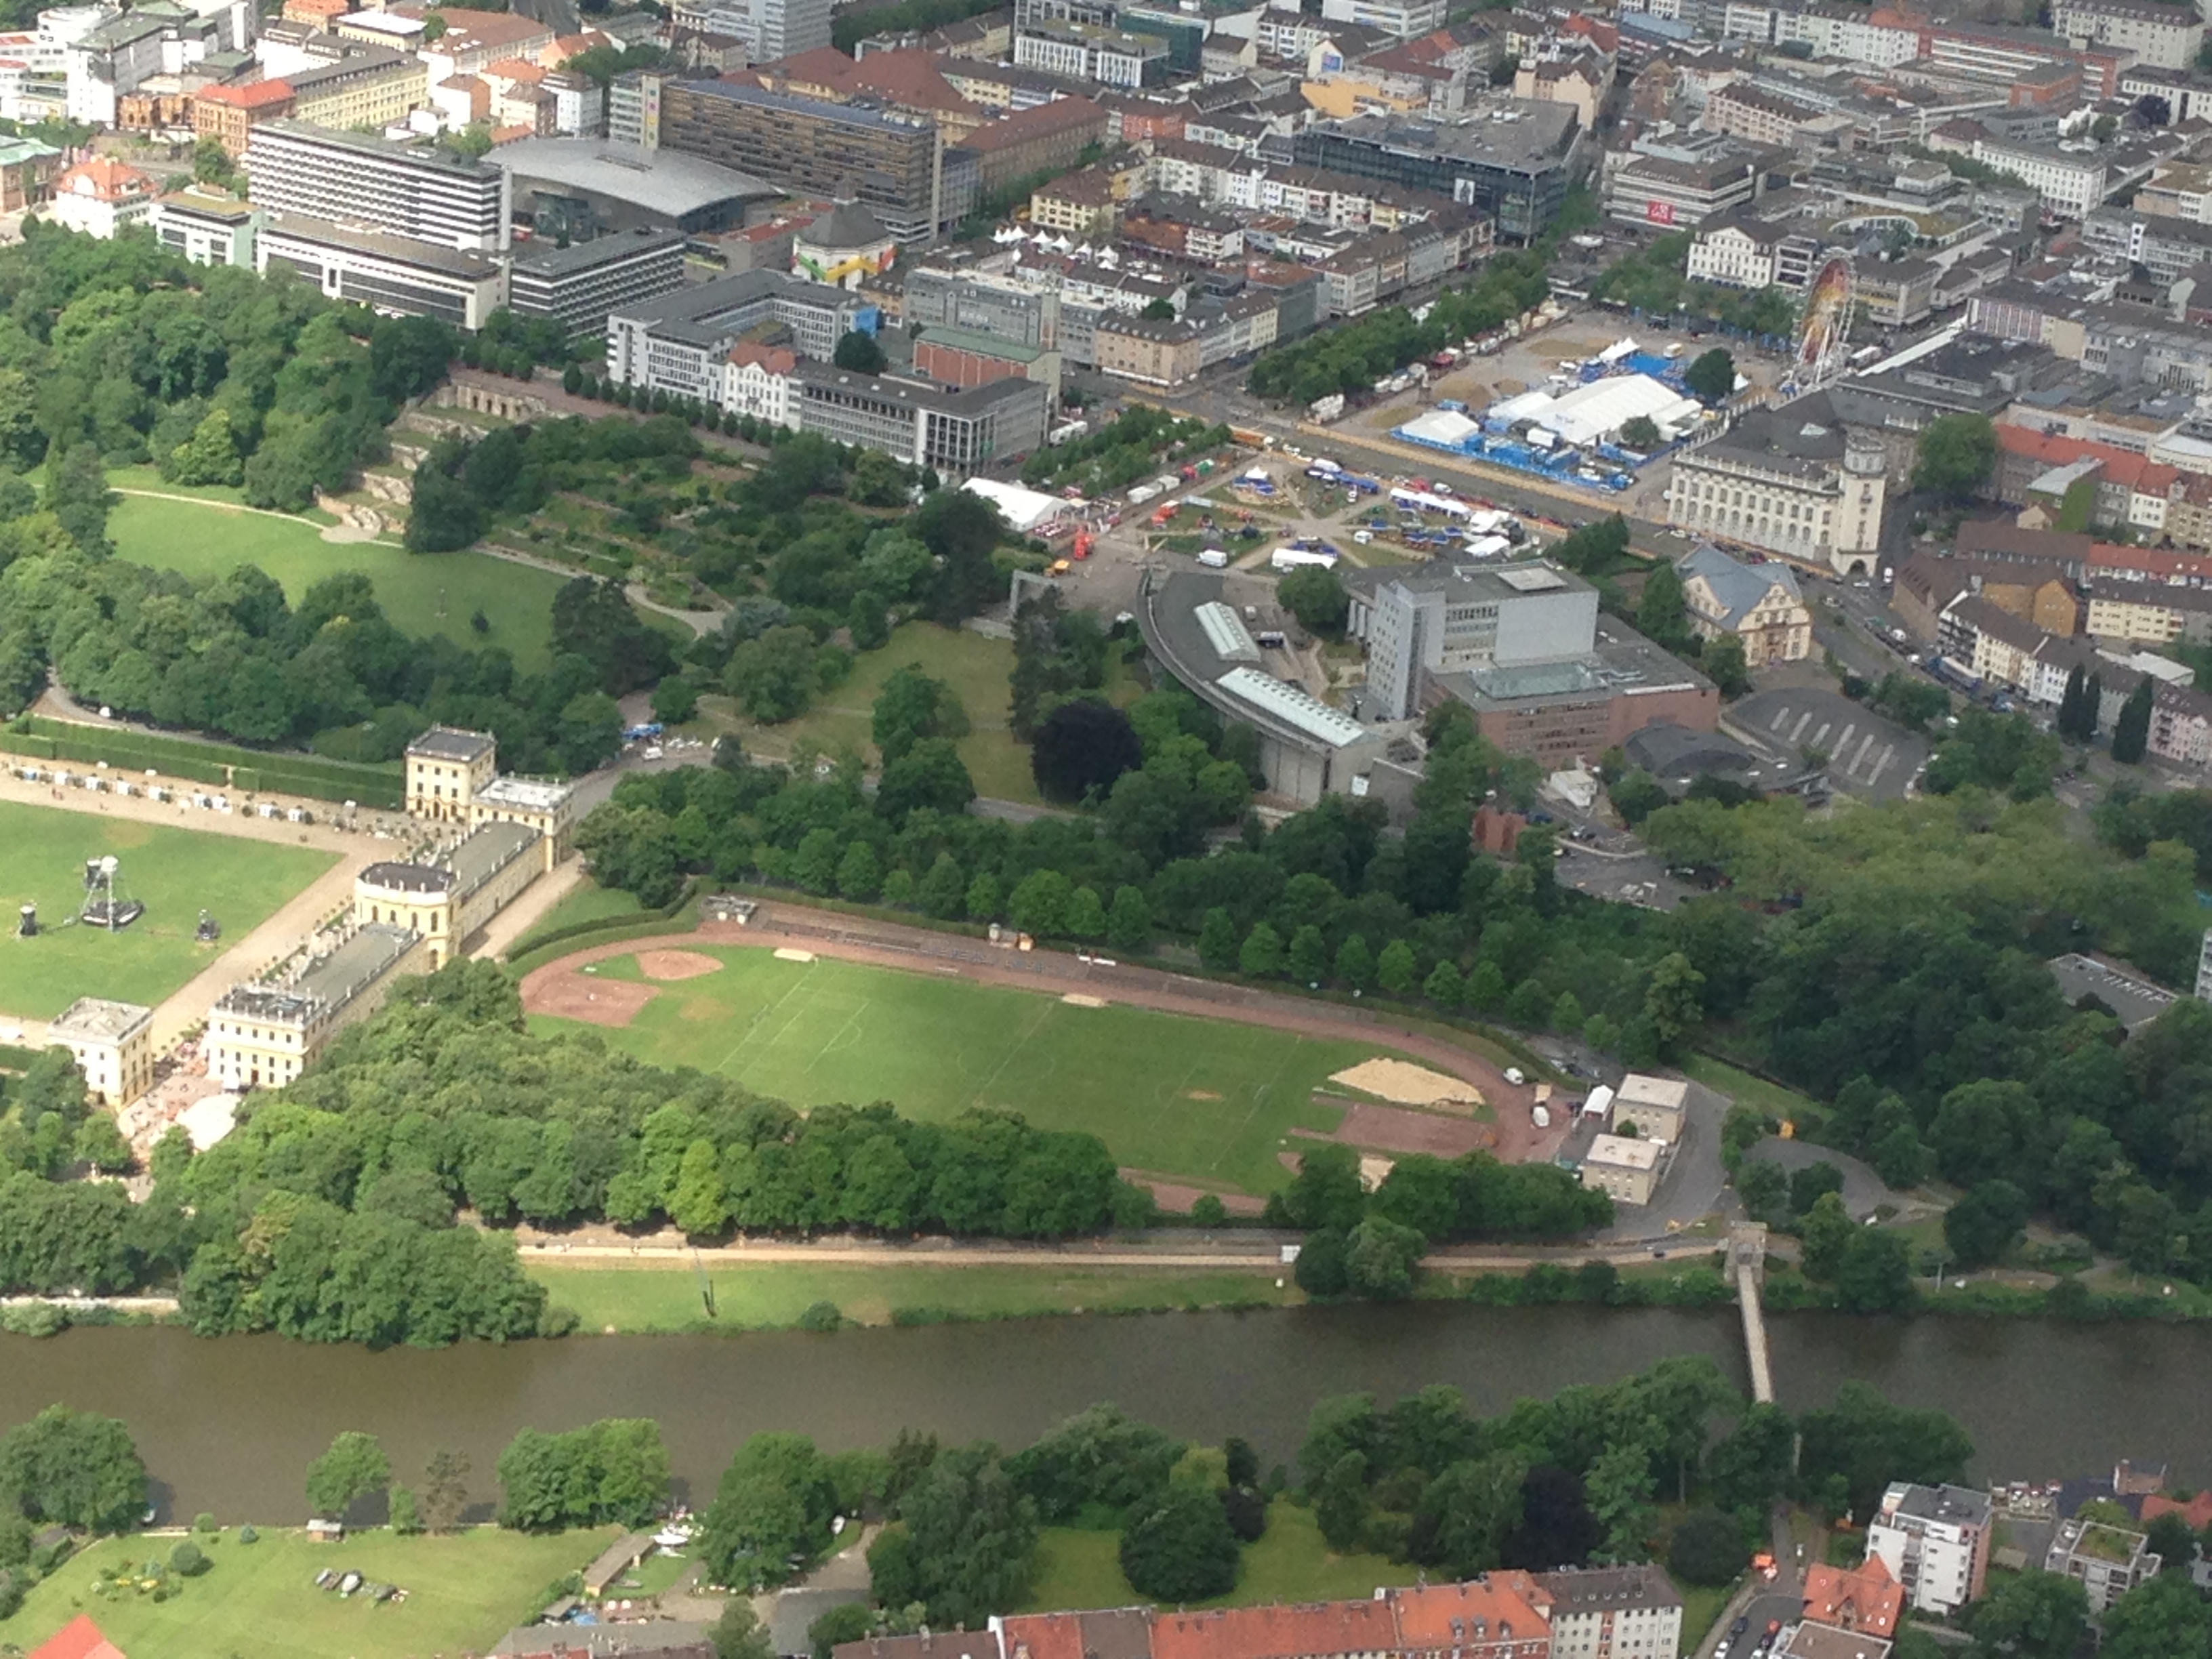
[46,998,153,1107]
[1663,393,1889,575]
[44,155,155,238]
[1679,542,1811,666]
[607,66,663,147]
[246,121,508,252]
[508,226,687,342]
[258,211,504,327]
[1095,312,1204,386]
[2085,206,2212,281]
[1995,426,2183,535]
[1866,1484,1994,1618]
[658,78,943,242]
[191,77,292,156]
[791,360,1049,474]
[1771,1626,1888,1659]
[1320,0,1447,40]
[2045,1515,2158,1612]
[1029,163,1119,236]
[1532,1564,1682,1659]
[1854,259,1939,329]
[2053,0,2203,70]
[2085,581,2212,644]
[1893,552,2079,644]
[668,0,831,63]
[722,340,800,428]
[150,188,260,266]
[418,7,554,76]
[284,47,425,129]
[605,268,876,399]
[1582,1134,1662,1204]
[1800,1555,1904,1641]
[1292,100,1585,241]
[1389,1576,1559,1658]
[1703,80,1820,149]
[208,923,430,1091]
[961,96,1109,197]
[1345,558,1601,722]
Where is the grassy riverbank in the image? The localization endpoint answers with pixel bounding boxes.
[5,1524,615,1659]
[529,1260,1302,1332]
[1023,1499,1417,1613]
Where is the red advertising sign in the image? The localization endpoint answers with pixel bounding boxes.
[1647,199,1676,226]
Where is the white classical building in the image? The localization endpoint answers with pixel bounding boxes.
[722,341,800,429]
[45,155,157,238]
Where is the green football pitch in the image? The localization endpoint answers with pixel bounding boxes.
[0,799,337,1019]
[529,947,1385,1195]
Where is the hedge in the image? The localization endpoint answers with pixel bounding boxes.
[503,880,702,976]
[5,718,405,807]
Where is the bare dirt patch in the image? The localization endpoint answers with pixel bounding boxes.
[1331,1059,1486,1111]
[1185,1089,1223,1101]
[1124,1170,1267,1217]
[1298,1104,1498,1158]
[637,949,722,982]
[527,970,658,1028]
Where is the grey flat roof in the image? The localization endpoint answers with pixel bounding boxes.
[255,117,499,181]
[260,211,501,280]
[509,226,688,278]
[216,922,418,1025]
[49,997,153,1041]
[1311,99,1579,169]
[449,820,539,900]
[1343,556,1591,605]
[669,77,936,136]
[408,726,495,761]
[492,136,780,218]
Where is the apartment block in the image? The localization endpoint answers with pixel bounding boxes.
[284,46,426,129]
[2053,0,2202,69]
[2044,1516,2158,1612]
[246,120,509,251]
[1866,1484,1993,1618]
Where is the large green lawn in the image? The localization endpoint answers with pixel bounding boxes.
[0,799,335,1019]
[1023,1500,1416,1613]
[530,1260,1298,1332]
[6,1525,615,1659]
[529,947,1380,1193]
[106,492,571,671]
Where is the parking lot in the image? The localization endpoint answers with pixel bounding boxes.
[1725,687,1927,800]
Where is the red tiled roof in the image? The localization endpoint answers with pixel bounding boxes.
[196,78,294,108]
[2142,1491,2212,1531]
[962,94,1107,152]
[1152,1599,1398,1659]
[728,342,797,373]
[56,157,156,202]
[1801,1556,1904,1638]
[30,1616,125,1659]
[1000,1614,1089,1659]
[1390,1576,1553,1650]
[1996,424,2181,495]
[769,45,978,115]
[2087,542,2212,580]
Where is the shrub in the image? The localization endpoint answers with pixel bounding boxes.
[169,1540,210,1577]
[237,1524,258,1544]
[796,1300,844,1332]
[192,1512,217,1534]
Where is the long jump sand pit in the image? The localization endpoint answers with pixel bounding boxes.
[1298,1103,1497,1158]
[1330,1058,1486,1111]
[527,970,658,1028]
[637,949,722,982]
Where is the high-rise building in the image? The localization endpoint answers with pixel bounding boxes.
[508,226,689,341]
[658,78,942,241]
[669,0,832,62]
[245,119,511,251]
[1347,560,1601,722]
[1865,1484,1993,1618]
[605,268,879,398]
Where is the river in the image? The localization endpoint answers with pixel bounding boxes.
[4,1307,2203,1521]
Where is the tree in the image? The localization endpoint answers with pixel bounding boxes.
[1336,933,1374,989]
[0,1406,146,1533]
[306,1431,391,1519]
[701,1433,838,1588]
[1912,413,1998,501]
[169,407,243,487]
[1835,1228,1913,1313]
[2146,1511,2198,1576]
[869,1444,1038,1627]
[1200,906,1239,971]
[1704,636,1750,697]
[1107,885,1152,951]
[873,665,969,765]
[1944,1179,2027,1269]
[1120,1483,1241,1600]
[878,739,976,823]
[1314,1452,1370,1551]
[1667,1509,1746,1586]
[2058,662,2089,741]
[1799,1191,1853,1282]
[1140,297,1179,321]
[192,136,233,186]
[715,1598,779,1659]
[1619,415,1662,451]
[1706,1403,1795,1511]
[2100,1572,2212,1659]
[725,626,821,722]
[2114,675,2154,764]
[1279,566,1350,636]
[1797,1382,1971,1524]
[1424,959,1465,1006]
[1965,1570,2090,1659]
[1344,1216,1425,1299]
[1584,1439,1658,1563]
[917,486,1007,623]
[1031,697,1143,802]
[1638,561,1687,645]
[1685,348,1735,403]
[1294,1226,1348,1294]
[1240,922,1284,977]
[1642,952,1706,1054]
[1412,1453,1526,1577]
[46,442,115,557]
[1376,939,1418,996]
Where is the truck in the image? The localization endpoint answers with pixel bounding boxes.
[1047,419,1089,447]
[1933,655,1983,693]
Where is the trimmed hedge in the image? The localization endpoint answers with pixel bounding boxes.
[5,717,405,806]
[504,880,701,976]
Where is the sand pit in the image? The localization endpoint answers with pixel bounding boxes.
[773,947,817,963]
[526,971,658,1028]
[1358,1153,1395,1189]
[637,949,722,982]
[1331,1059,1486,1111]
[1061,992,1106,1008]
[1298,1103,1496,1158]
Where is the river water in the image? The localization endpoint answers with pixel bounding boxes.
[3,1307,2203,1521]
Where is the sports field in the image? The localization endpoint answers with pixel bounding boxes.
[527,947,1381,1194]
[106,490,571,670]
[0,800,336,1019]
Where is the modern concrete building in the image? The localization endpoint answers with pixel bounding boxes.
[507,226,688,342]
[1581,1133,1662,1205]
[258,213,506,329]
[207,923,429,1091]
[1345,558,1601,723]
[605,268,878,401]
[2053,0,2202,69]
[1867,1484,1994,1618]
[2043,1515,2157,1612]
[47,997,153,1108]
[492,136,779,239]
[245,120,510,252]
[790,361,1050,474]
[149,188,260,266]
[1292,100,1584,241]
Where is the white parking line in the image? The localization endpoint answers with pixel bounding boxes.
[1788,712,1813,745]
[1864,743,1896,790]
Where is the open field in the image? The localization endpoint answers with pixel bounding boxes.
[694,620,1138,805]
[106,493,571,671]
[527,947,1384,1193]
[5,1525,615,1659]
[1023,1500,1417,1614]
[528,1260,1300,1332]
[0,799,336,1019]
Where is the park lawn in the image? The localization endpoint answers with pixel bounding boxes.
[7,1525,617,1659]
[506,878,647,959]
[0,799,335,1019]
[106,493,571,671]
[531,947,1378,1194]
[1680,1582,1732,1650]
[527,1260,1299,1332]
[1022,1501,1416,1614]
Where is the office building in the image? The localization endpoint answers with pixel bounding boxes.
[723,341,800,429]
[1866,1484,1994,1618]
[668,0,831,63]
[659,77,943,241]
[258,211,506,327]
[1664,392,1889,576]
[791,360,1049,474]
[607,67,663,147]
[1012,19,1170,86]
[605,268,878,399]
[1319,0,1446,39]
[1972,136,2106,218]
[508,226,688,342]
[1292,102,1584,241]
[150,188,261,266]
[46,998,153,1107]
[245,119,510,251]
[1345,558,1601,722]
[283,46,426,129]
[208,923,429,1092]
